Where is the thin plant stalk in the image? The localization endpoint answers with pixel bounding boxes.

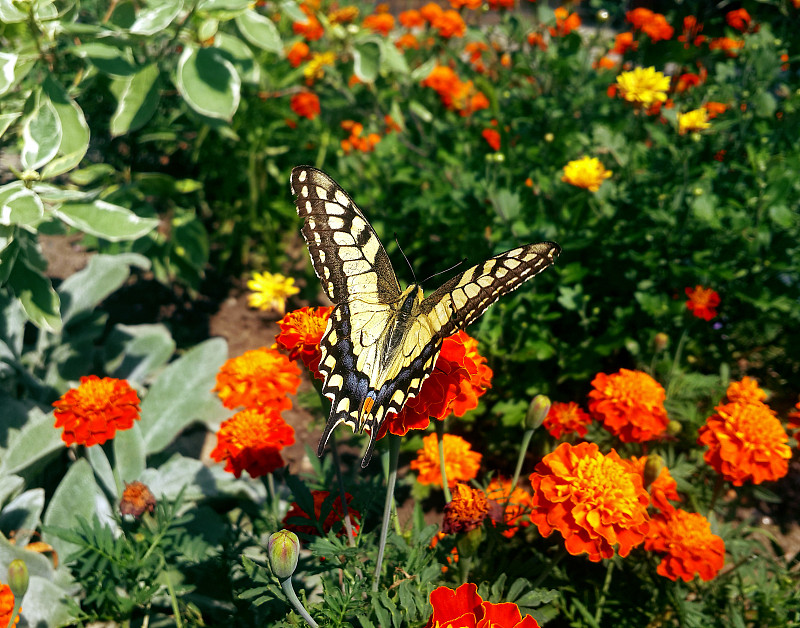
[281,577,319,628]
[329,433,356,545]
[593,559,615,625]
[266,472,279,521]
[510,428,534,499]
[372,434,400,592]
[435,420,452,503]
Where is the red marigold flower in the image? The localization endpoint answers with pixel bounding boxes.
[685,285,720,320]
[628,455,681,513]
[119,481,157,517]
[549,7,580,37]
[704,101,728,118]
[399,9,424,28]
[0,584,19,628]
[675,72,702,92]
[290,91,320,120]
[543,401,592,439]
[381,331,492,436]
[425,583,541,628]
[612,31,637,55]
[283,490,359,537]
[645,509,725,582]
[214,347,301,411]
[709,37,745,56]
[677,15,705,48]
[726,8,751,32]
[53,376,141,447]
[486,476,532,538]
[482,128,501,151]
[697,400,791,486]
[363,12,394,36]
[210,408,295,478]
[726,376,767,405]
[626,8,674,42]
[410,433,482,487]
[442,482,491,534]
[529,442,651,561]
[275,306,332,378]
[588,369,669,443]
[527,31,546,51]
[286,41,310,67]
[293,11,324,41]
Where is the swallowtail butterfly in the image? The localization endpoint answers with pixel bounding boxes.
[291,166,560,467]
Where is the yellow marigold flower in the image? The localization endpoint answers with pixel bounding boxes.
[561,156,612,192]
[529,442,651,561]
[725,376,768,406]
[442,482,490,534]
[410,432,481,488]
[214,347,301,411]
[246,271,299,315]
[678,108,711,134]
[615,66,670,105]
[303,51,336,82]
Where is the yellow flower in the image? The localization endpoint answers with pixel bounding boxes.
[247,271,299,314]
[561,156,612,192]
[303,51,336,81]
[615,66,670,105]
[678,108,711,134]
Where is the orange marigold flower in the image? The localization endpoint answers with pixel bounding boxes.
[726,376,768,406]
[283,490,359,537]
[286,41,310,68]
[214,347,301,411]
[53,376,141,447]
[709,37,745,56]
[210,407,295,478]
[726,8,751,32]
[382,331,492,436]
[675,72,702,92]
[399,9,424,28]
[685,285,720,320]
[395,32,420,50]
[704,101,728,118]
[629,455,681,514]
[425,583,541,628]
[482,128,501,151]
[594,56,616,71]
[486,476,532,538]
[549,6,580,37]
[588,369,669,443]
[293,11,324,41]
[290,91,320,120]
[431,9,466,38]
[328,5,358,24]
[612,31,637,55]
[0,584,19,628]
[645,509,725,581]
[527,31,546,50]
[678,15,705,48]
[363,12,394,36]
[529,442,651,561]
[420,2,444,24]
[450,0,481,8]
[119,481,156,517]
[275,306,333,378]
[411,433,482,487]
[626,8,673,41]
[442,482,491,534]
[697,401,791,486]
[543,401,593,439]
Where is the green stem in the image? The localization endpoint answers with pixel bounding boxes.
[266,472,279,522]
[372,434,400,592]
[435,421,452,503]
[281,577,319,628]
[330,433,356,546]
[593,560,615,625]
[510,429,534,499]
[163,568,184,628]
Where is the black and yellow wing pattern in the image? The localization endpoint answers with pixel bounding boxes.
[291,166,560,467]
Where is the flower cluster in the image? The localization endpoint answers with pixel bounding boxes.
[425,583,540,628]
[421,65,489,116]
[53,375,141,447]
[626,8,674,43]
[340,120,381,153]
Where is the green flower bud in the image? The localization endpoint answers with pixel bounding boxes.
[667,420,683,436]
[643,454,665,488]
[525,394,551,430]
[8,559,29,598]
[456,526,483,559]
[268,530,300,580]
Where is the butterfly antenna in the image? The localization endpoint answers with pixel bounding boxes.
[420,257,467,286]
[394,233,418,285]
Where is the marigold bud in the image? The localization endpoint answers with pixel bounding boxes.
[643,454,665,488]
[268,530,300,580]
[525,394,551,430]
[667,420,683,436]
[7,559,29,598]
[653,332,669,351]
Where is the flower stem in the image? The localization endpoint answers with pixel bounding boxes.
[593,559,615,625]
[329,433,356,546]
[435,421,452,503]
[372,434,400,592]
[266,472,279,522]
[510,428,534,498]
[280,577,319,627]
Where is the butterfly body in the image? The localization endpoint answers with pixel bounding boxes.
[291,166,560,467]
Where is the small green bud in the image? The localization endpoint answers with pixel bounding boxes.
[653,332,669,351]
[643,454,665,488]
[667,420,683,436]
[268,530,300,580]
[8,559,29,598]
[526,394,551,430]
[456,526,483,558]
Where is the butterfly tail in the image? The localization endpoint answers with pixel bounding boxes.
[317,414,344,457]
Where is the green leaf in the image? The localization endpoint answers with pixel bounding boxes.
[0,112,21,139]
[235,9,282,53]
[214,32,259,84]
[0,51,17,97]
[380,39,409,75]
[0,0,27,22]
[353,40,380,83]
[7,256,61,332]
[0,408,63,476]
[41,75,91,178]
[278,0,306,22]
[138,338,229,454]
[0,181,44,227]
[130,0,184,35]
[86,443,117,498]
[104,322,176,383]
[0,489,44,547]
[70,42,137,76]
[54,199,160,241]
[58,253,150,324]
[69,163,115,186]
[175,45,241,121]
[9,576,77,626]
[113,422,146,483]
[109,64,161,136]
[21,92,62,171]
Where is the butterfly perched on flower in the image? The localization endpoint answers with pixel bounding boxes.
[291,167,560,466]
